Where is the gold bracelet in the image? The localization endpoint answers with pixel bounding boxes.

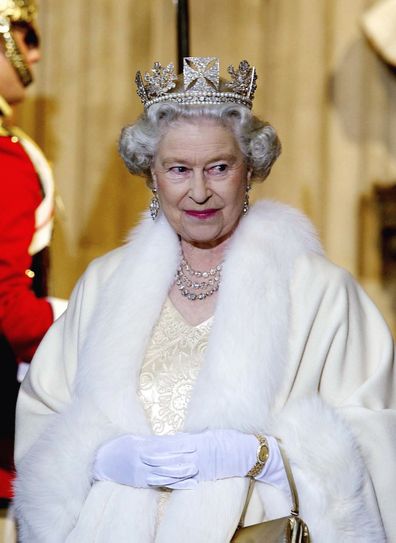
[246,434,269,478]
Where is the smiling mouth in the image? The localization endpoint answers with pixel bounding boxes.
[185,209,219,219]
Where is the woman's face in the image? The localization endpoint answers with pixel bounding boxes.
[152,118,249,249]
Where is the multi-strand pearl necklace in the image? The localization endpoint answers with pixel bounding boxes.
[176,257,223,301]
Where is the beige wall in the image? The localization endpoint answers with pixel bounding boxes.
[16,0,396,332]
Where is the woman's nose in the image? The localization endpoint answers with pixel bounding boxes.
[189,171,210,204]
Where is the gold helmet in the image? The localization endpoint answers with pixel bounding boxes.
[0,0,39,87]
[0,0,37,23]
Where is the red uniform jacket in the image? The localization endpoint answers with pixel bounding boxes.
[0,134,54,501]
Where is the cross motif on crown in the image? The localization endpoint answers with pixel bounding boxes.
[183,57,220,93]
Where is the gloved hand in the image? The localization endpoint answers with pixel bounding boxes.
[142,430,289,494]
[92,434,199,489]
[93,430,289,495]
[141,430,258,487]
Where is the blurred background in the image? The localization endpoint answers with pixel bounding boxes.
[14,0,396,334]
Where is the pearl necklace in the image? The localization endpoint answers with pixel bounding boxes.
[176,257,223,301]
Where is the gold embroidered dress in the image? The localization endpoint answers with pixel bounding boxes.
[138,298,213,521]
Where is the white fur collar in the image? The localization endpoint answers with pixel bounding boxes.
[65,200,323,541]
[77,200,322,432]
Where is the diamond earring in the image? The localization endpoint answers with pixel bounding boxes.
[150,189,160,220]
[242,184,251,215]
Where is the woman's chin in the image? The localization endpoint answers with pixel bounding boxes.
[180,227,236,249]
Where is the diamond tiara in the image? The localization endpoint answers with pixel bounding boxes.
[135,56,257,110]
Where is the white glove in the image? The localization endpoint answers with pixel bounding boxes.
[93,430,289,496]
[254,436,292,499]
[141,430,258,487]
[142,430,289,495]
[92,434,198,489]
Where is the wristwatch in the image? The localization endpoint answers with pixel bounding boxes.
[246,434,269,478]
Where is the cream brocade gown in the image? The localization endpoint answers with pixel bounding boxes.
[138,297,213,525]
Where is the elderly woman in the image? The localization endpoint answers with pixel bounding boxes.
[14,57,395,542]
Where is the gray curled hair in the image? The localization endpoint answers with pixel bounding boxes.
[119,103,281,184]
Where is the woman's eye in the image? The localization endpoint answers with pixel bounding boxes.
[169,166,188,174]
[210,164,228,174]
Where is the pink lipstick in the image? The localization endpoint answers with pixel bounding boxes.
[185,209,219,219]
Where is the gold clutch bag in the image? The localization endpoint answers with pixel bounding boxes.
[231,447,310,543]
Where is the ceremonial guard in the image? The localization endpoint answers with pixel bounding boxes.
[0,0,66,506]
